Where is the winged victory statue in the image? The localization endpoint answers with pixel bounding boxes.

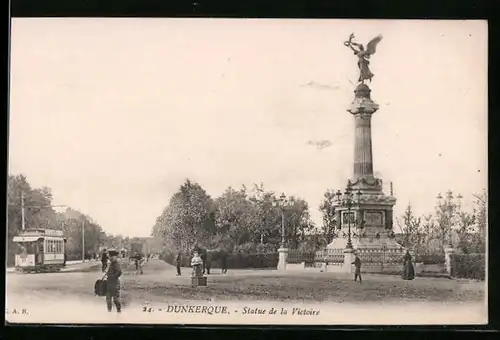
[344,33,383,84]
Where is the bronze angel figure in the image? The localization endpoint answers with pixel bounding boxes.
[344,34,383,84]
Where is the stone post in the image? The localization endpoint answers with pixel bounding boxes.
[343,248,355,273]
[444,247,455,276]
[277,247,288,271]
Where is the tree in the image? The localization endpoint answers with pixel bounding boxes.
[248,183,280,245]
[152,179,215,253]
[455,190,486,254]
[319,189,337,244]
[455,211,477,254]
[7,174,109,264]
[397,203,424,251]
[434,191,463,249]
[283,196,313,249]
[58,208,106,259]
[473,189,487,239]
[214,186,259,250]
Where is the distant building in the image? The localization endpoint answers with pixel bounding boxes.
[129,237,163,254]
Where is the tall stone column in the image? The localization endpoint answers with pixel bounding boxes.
[354,113,374,177]
[348,84,379,180]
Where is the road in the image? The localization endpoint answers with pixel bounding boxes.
[6,259,487,325]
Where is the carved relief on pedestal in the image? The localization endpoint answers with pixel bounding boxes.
[364,211,385,226]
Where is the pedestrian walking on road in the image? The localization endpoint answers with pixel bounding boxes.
[200,249,208,274]
[352,253,362,284]
[220,251,228,274]
[105,249,122,313]
[205,251,211,275]
[176,251,182,276]
[101,249,109,273]
[133,252,144,275]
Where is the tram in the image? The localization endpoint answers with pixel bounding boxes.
[13,228,67,273]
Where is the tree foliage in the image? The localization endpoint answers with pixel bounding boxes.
[397,190,486,255]
[319,189,337,245]
[397,204,425,251]
[152,180,314,253]
[152,180,215,253]
[7,174,109,264]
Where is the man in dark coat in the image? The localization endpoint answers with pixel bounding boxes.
[175,251,182,276]
[352,253,362,284]
[101,249,109,272]
[205,251,212,275]
[220,251,228,274]
[200,249,208,274]
[105,249,122,313]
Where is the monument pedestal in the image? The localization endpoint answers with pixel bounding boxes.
[191,264,207,286]
[191,276,207,286]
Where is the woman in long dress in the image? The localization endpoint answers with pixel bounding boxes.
[402,250,415,281]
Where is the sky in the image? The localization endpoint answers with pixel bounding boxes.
[9,19,487,237]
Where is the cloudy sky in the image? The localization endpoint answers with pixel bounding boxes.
[9,19,487,237]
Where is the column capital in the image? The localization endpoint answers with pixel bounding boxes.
[348,98,379,115]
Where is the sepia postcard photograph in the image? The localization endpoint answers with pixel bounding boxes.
[6,18,487,325]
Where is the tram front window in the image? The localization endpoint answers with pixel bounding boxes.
[17,242,36,254]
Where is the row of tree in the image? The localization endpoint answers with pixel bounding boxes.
[7,174,111,264]
[397,190,487,255]
[152,179,486,256]
[151,180,316,253]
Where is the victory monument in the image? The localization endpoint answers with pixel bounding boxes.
[325,34,404,273]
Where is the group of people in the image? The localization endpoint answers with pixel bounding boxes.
[351,250,416,284]
[175,249,228,276]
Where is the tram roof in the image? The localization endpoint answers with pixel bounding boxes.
[13,236,43,242]
[17,228,64,238]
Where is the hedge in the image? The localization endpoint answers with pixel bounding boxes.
[161,249,278,269]
[218,252,278,269]
[414,254,445,265]
[450,253,485,280]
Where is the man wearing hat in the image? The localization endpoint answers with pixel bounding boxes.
[351,252,363,284]
[105,249,122,313]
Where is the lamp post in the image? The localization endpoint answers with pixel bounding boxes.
[436,190,462,248]
[273,193,289,271]
[335,184,362,249]
[273,193,288,248]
